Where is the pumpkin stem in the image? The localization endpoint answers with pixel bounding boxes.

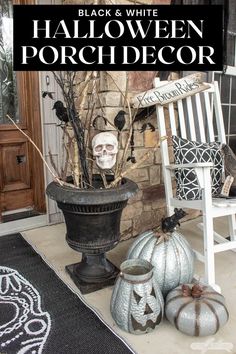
[182,284,203,298]
[191,284,203,298]
[182,284,191,297]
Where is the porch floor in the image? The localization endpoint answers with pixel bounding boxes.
[23,217,236,354]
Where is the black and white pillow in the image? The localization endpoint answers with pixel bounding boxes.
[172,136,223,200]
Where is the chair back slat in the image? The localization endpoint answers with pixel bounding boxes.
[213,81,226,144]
[157,104,170,165]
[186,96,197,141]
[177,100,187,139]
[203,90,215,142]
[168,102,177,136]
[156,102,173,214]
[194,93,206,142]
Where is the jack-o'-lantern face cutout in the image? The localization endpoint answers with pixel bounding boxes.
[130,287,162,332]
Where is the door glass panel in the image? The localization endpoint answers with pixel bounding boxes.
[0,0,19,124]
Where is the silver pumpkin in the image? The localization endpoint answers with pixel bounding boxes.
[110,259,164,334]
[165,284,229,336]
[127,230,195,296]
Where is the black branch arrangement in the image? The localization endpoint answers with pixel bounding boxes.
[38,71,165,190]
[7,71,166,190]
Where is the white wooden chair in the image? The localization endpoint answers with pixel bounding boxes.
[155,78,236,291]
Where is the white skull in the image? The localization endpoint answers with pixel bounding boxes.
[92,132,118,170]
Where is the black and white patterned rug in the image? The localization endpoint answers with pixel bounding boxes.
[0,233,135,354]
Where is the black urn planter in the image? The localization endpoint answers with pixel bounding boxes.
[46,176,138,294]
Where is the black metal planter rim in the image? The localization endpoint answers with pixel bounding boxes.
[46,177,138,205]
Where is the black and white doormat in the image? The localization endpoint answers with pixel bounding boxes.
[0,233,135,354]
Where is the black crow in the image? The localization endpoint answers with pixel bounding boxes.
[52,101,69,124]
[114,110,127,132]
[133,105,155,123]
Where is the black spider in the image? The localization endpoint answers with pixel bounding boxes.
[127,156,136,163]
[140,123,155,133]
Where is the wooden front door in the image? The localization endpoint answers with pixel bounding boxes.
[0,1,45,220]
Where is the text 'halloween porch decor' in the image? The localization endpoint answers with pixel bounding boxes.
[13,5,223,71]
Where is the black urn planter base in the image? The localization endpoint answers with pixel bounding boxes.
[66,255,119,294]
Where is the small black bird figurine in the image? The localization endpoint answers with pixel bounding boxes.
[52,100,69,125]
[114,110,127,132]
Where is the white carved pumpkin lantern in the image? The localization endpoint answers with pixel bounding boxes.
[127,230,195,297]
[110,259,164,334]
[165,284,229,336]
[92,132,118,170]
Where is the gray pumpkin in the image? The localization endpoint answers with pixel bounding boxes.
[127,230,194,296]
[110,259,164,334]
[165,284,229,336]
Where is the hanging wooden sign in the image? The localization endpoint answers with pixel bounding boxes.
[132,72,210,108]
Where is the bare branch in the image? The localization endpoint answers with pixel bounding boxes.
[48,149,60,176]
[108,136,168,188]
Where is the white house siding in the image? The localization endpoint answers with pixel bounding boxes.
[40,71,64,224]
